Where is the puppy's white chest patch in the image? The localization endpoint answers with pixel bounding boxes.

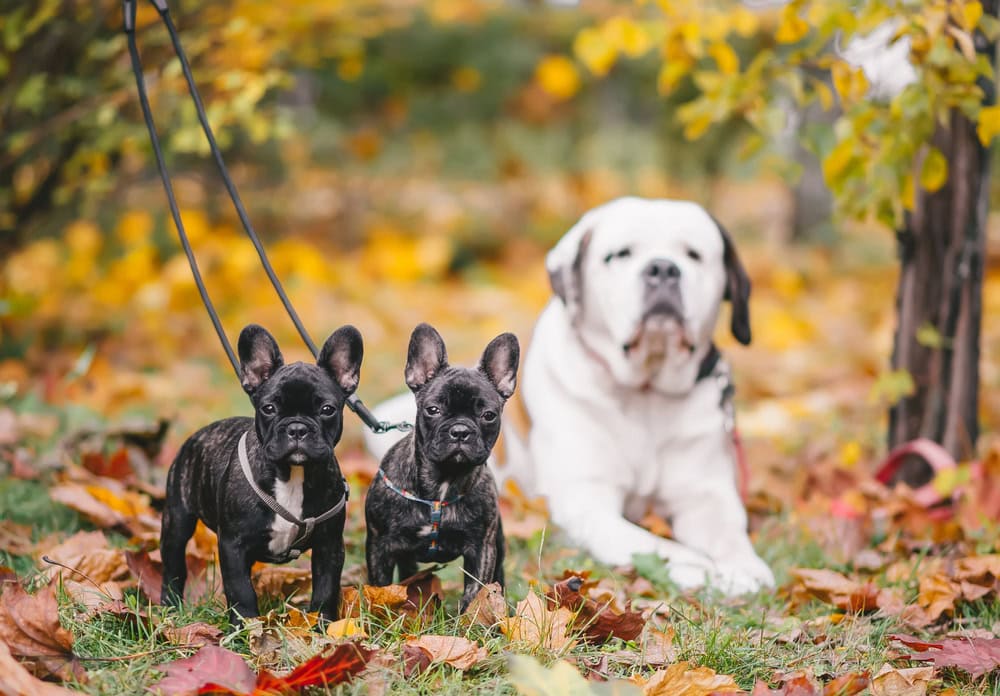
[268,468,304,555]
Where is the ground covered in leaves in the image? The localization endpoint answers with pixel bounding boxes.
[6,184,1000,694]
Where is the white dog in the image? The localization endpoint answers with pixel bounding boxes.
[366,197,775,595]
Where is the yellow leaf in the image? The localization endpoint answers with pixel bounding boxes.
[657,59,691,96]
[732,7,759,38]
[960,1,984,30]
[775,5,809,44]
[535,55,581,101]
[814,81,834,111]
[574,26,617,77]
[822,138,855,184]
[919,147,948,192]
[682,114,713,141]
[977,104,1000,144]
[326,617,367,639]
[642,662,741,696]
[116,210,153,246]
[831,61,869,106]
[902,173,916,210]
[605,16,651,58]
[708,42,739,75]
[451,66,481,93]
[337,55,364,81]
[840,440,862,468]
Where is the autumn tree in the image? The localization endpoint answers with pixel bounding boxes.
[572,0,999,461]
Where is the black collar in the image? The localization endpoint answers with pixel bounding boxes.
[695,344,722,382]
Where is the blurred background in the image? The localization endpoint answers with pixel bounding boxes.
[3,0,1000,482]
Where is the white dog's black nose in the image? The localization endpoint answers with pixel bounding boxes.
[448,423,473,442]
[286,422,309,440]
[642,258,681,285]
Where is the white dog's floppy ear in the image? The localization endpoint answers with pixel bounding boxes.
[318,325,364,395]
[478,333,520,399]
[546,214,594,325]
[238,324,284,398]
[405,323,448,391]
[711,216,752,346]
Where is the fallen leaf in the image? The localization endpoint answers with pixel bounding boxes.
[549,574,644,642]
[252,565,311,604]
[869,663,933,696]
[502,591,576,651]
[326,617,367,639]
[641,661,741,695]
[891,632,1000,678]
[64,578,124,613]
[125,550,219,605]
[339,584,408,620]
[162,622,223,647]
[915,571,958,622]
[0,520,35,556]
[49,482,127,529]
[402,643,433,677]
[152,645,255,695]
[0,581,85,682]
[41,530,128,584]
[823,672,869,696]
[405,635,487,670]
[461,582,506,628]
[244,642,376,694]
[508,654,640,696]
[399,569,444,622]
[790,568,880,612]
[81,447,133,481]
[0,639,79,696]
[642,626,676,665]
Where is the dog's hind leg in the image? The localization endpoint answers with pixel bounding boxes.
[159,502,197,606]
[491,517,506,588]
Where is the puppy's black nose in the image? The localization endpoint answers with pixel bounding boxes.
[448,424,472,442]
[642,258,681,285]
[286,422,309,440]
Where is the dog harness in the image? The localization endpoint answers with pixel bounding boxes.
[376,469,464,558]
[237,431,348,558]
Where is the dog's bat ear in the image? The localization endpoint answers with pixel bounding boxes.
[479,333,519,400]
[405,323,448,392]
[319,325,364,395]
[712,216,752,346]
[546,213,594,326]
[238,324,284,398]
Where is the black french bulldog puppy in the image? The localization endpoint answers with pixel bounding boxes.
[160,324,363,625]
[365,323,518,611]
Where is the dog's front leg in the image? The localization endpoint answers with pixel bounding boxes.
[310,518,346,622]
[365,526,396,586]
[218,541,258,624]
[459,515,501,612]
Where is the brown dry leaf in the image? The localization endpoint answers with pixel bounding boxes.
[41,530,129,584]
[642,625,676,666]
[400,569,444,622]
[501,591,575,651]
[789,568,880,612]
[339,584,409,620]
[751,673,821,695]
[125,549,220,605]
[63,578,124,613]
[404,635,487,670]
[953,555,1000,584]
[549,574,645,642]
[891,632,1000,678]
[49,483,127,529]
[461,582,506,628]
[0,520,35,556]
[0,639,79,696]
[823,672,869,696]
[642,661,741,695]
[915,571,959,622]
[0,582,85,682]
[868,663,933,696]
[162,621,223,647]
[252,565,312,604]
[402,643,433,677]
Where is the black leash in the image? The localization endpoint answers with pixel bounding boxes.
[123,0,410,435]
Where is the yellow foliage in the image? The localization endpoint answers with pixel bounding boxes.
[919,147,948,192]
[573,26,617,77]
[775,4,810,44]
[830,61,869,108]
[977,104,1000,145]
[604,16,651,59]
[116,210,153,247]
[708,42,739,75]
[451,66,482,92]
[535,55,581,101]
[337,55,364,82]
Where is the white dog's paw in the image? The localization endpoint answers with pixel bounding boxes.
[709,556,775,596]
[664,557,717,591]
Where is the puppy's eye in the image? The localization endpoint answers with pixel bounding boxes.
[481,411,497,423]
[602,247,632,264]
[425,405,440,416]
[686,247,702,263]
[320,404,335,416]
[261,404,276,415]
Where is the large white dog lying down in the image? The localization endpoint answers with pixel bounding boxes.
[366,197,775,595]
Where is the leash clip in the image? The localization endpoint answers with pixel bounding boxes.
[376,420,414,434]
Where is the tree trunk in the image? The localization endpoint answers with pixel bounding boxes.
[888,5,997,463]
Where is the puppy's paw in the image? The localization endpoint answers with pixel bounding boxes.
[664,557,717,591]
[709,556,775,596]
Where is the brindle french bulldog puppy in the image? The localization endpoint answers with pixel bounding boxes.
[160,324,362,624]
[365,323,518,611]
